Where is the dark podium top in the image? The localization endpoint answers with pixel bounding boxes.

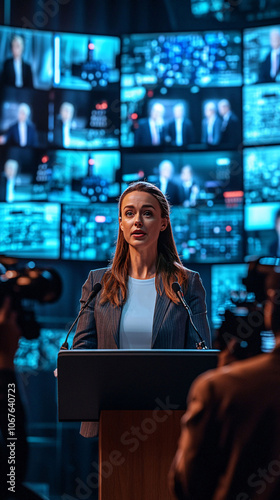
[57,349,219,421]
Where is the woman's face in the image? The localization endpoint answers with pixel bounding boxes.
[119,191,168,251]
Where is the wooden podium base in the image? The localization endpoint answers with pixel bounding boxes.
[99,410,184,500]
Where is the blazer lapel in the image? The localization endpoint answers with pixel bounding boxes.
[152,277,171,347]
[113,286,125,348]
[16,124,20,144]
[98,299,121,348]
[113,304,122,348]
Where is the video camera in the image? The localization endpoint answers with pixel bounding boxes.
[215,257,280,357]
[0,257,62,340]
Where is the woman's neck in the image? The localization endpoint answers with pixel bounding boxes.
[128,247,157,280]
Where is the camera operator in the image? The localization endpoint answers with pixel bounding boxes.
[0,297,44,500]
[169,264,280,500]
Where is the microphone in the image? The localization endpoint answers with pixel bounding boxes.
[60,282,102,350]
[172,282,208,350]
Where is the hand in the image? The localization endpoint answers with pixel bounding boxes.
[0,296,22,369]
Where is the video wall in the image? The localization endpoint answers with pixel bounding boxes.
[1,22,280,272]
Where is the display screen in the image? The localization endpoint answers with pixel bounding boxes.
[48,88,120,150]
[244,25,280,86]
[0,147,121,203]
[211,263,249,328]
[244,146,280,204]
[53,32,120,90]
[122,151,243,207]
[191,0,280,23]
[245,202,280,258]
[121,86,242,149]
[61,203,119,261]
[0,87,49,148]
[0,202,60,259]
[121,31,242,88]
[170,205,243,263]
[243,84,280,146]
[0,26,53,90]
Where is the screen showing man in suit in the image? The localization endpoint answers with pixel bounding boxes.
[179,165,200,208]
[201,101,222,146]
[0,103,38,148]
[134,102,165,146]
[1,34,33,88]
[217,99,240,148]
[54,102,75,149]
[165,103,195,147]
[0,159,19,202]
[259,27,280,83]
[157,160,181,206]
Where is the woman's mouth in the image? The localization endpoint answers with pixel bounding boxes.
[131,230,146,238]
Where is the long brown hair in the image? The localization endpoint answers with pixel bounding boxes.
[100,181,188,306]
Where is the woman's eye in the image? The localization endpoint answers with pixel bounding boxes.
[143,211,152,216]
[125,211,133,216]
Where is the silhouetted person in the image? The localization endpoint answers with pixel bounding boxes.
[169,268,280,500]
[0,297,43,499]
[0,159,19,202]
[165,103,194,147]
[0,103,38,148]
[53,101,75,148]
[134,102,165,146]
[2,34,33,88]
[178,165,200,207]
[259,28,280,83]
[201,101,222,146]
[218,99,240,148]
[156,160,181,205]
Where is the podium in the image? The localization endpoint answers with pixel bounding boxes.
[57,349,218,499]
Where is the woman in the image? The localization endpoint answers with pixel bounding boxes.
[73,181,211,352]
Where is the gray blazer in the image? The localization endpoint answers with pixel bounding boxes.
[72,267,211,437]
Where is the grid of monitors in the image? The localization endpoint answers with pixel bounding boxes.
[0,25,121,260]
[243,24,280,261]
[1,22,280,265]
[121,31,242,149]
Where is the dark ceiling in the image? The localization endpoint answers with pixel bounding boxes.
[3,0,279,35]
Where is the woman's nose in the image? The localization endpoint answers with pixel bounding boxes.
[135,216,143,227]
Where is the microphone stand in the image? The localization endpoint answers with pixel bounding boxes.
[172,282,208,350]
[60,283,102,350]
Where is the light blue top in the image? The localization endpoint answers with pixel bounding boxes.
[119,276,157,349]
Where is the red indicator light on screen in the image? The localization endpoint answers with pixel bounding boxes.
[147,90,154,97]
[88,43,95,50]
[226,226,232,232]
[223,191,243,198]
[131,113,138,120]
[138,170,144,177]
[41,156,49,163]
[95,216,106,223]
[88,159,95,165]
[96,102,108,110]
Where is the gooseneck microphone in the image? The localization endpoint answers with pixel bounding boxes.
[60,282,102,350]
[172,282,208,350]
